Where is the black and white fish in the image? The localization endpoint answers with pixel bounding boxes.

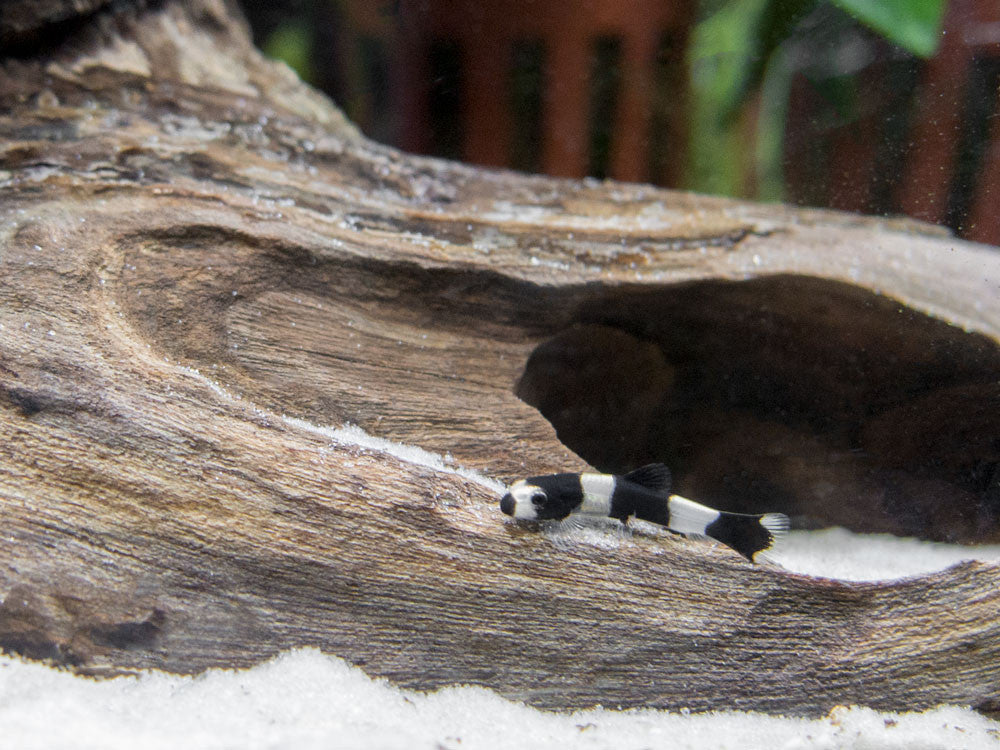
[499,463,788,563]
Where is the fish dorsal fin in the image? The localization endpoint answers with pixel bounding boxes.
[622,463,672,494]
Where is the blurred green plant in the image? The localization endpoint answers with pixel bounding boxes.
[686,0,946,200]
[263,20,317,85]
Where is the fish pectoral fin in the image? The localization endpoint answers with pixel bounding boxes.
[681,532,713,543]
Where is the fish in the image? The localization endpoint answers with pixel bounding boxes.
[499,463,789,563]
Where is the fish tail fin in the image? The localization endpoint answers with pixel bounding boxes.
[751,512,790,564]
[704,509,790,564]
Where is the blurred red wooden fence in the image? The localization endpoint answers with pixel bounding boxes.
[257,0,1000,245]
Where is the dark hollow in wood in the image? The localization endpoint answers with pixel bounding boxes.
[516,275,1000,542]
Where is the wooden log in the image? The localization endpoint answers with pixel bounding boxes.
[2,0,1000,716]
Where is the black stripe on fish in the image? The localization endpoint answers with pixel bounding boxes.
[500,463,788,563]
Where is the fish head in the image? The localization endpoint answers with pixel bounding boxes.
[500,479,546,520]
[500,473,583,521]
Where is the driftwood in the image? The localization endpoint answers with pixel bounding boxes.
[2,0,1000,717]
